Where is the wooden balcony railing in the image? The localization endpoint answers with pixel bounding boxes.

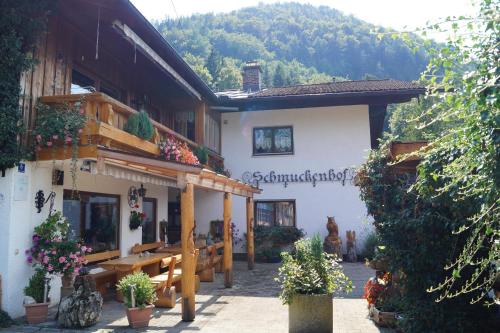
[39,92,224,168]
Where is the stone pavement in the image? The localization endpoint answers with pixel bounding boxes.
[2,261,392,333]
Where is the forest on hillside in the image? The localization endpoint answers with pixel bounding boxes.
[155,2,429,90]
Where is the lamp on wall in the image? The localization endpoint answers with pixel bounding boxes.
[138,183,147,198]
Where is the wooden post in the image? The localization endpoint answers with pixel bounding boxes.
[181,183,196,321]
[195,102,206,146]
[246,197,255,270]
[223,192,233,288]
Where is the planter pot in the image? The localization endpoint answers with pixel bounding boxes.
[289,294,332,333]
[125,305,154,328]
[24,302,50,324]
[369,304,396,327]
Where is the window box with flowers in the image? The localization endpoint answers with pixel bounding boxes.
[159,136,199,166]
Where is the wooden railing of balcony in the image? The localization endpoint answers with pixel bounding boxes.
[38,92,224,168]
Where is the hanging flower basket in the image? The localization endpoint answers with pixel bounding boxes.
[129,211,146,230]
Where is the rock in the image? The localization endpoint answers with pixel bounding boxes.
[58,275,103,328]
[23,296,36,305]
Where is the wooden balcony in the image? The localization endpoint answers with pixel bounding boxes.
[38,92,224,168]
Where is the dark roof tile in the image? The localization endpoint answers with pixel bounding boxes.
[249,79,424,98]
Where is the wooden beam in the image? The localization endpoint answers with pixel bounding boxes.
[223,192,233,288]
[195,102,206,146]
[111,20,202,101]
[181,183,196,321]
[246,197,255,270]
[36,145,98,161]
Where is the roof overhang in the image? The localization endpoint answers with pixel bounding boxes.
[217,88,425,112]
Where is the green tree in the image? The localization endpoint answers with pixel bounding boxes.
[183,52,213,87]
[273,63,288,87]
[216,58,242,91]
[206,48,223,83]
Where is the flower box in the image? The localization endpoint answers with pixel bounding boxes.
[369,304,396,327]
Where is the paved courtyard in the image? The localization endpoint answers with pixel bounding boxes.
[2,261,392,333]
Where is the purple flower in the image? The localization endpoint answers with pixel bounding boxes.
[27,256,33,264]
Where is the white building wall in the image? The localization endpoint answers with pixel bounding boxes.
[221,105,373,253]
[0,161,169,317]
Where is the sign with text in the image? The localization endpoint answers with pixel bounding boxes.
[242,168,356,188]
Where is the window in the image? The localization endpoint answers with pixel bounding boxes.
[71,69,95,94]
[255,200,296,227]
[205,111,221,153]
[174,110,196,141]
[63,190,120,253]
[142,198,157,244]
[253,126,293,155]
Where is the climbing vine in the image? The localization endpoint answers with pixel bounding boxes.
[0,0,54,174]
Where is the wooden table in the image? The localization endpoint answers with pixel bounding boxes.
[99,252,172,301]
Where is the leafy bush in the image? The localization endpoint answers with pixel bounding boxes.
[193,146,209,165]
[116,272,157,308]
[360,232,378,260]
[276,235,352,305]
[357,141,494,332]
[0,309,13,328]
[24,269,50,303]
[254,226,304,262]
[124,111,154,140]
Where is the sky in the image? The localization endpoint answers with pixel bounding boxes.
[130,0,476,33]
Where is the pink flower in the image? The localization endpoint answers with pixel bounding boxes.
[59,256,66,263]
[65,136,72,143]
[48,264,53,272]
[86,247,92,253]
[36,134,42,142]
[78,129,83,134]
[43,256,49,264]
[52,250,56,255]
[52,135,59,140]
[79,107,85,115]
[46,141,53,147]
[81,246,87,253]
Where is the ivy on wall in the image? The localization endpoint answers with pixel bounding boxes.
[0,0,54,174]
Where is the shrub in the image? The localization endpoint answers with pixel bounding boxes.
[360,232,378,260]
[357,141,494,332]
[124,111,154,140]
[193,146,209,165]
[276,235,352,304]
[254,225,304,262]
[0,310,13,328]
[24,269,50,303]
[116,272,157,308]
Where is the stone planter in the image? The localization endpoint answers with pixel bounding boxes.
[24,302,50,324]
[289,294,332,333]
[125,305,154,328]
[369,304,396,327]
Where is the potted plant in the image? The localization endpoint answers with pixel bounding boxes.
[129,211,146,230]
[23,269,50,324]
[27,212,90,295]
[193,145,209,165]
[363,272,398,327]
[276,235,352,333]
[116,272,157,328]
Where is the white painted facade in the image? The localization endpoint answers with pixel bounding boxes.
[220,105,373,253]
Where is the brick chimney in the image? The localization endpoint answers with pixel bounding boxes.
[242,61,262,92]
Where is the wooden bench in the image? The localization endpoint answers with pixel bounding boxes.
[213,242,224,273]
[197,243,223,282]
[84,250,120,295]
[131,241,164,254]
[150,250,200,308]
